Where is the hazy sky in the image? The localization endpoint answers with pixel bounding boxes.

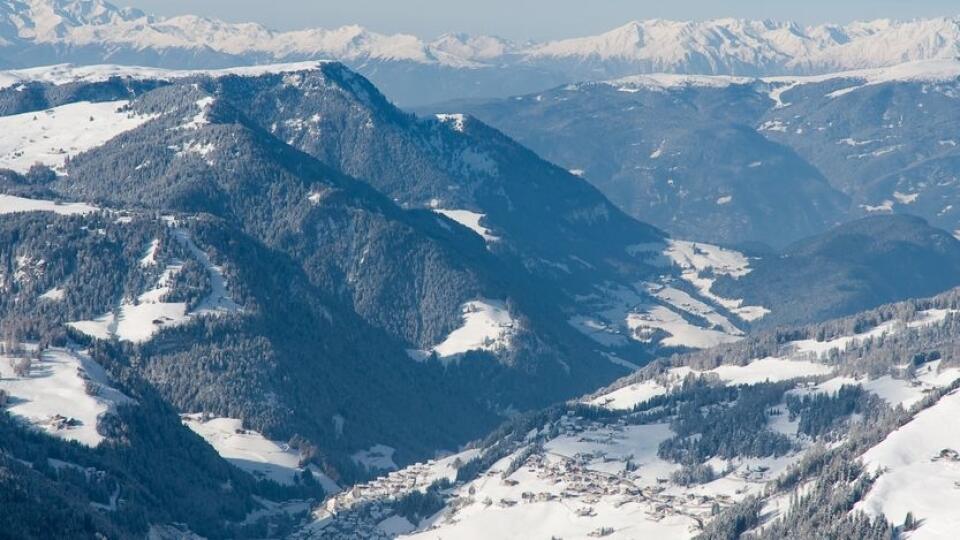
[122,0,960,40]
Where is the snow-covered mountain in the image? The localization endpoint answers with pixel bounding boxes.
[5,1,960,103]
[439,59,960,249]
[300,288,960,539]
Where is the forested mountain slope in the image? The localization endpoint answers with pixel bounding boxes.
[3,59,960,538]
[303,286,960,539]
[443,60,960,247]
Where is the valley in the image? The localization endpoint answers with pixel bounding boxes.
[0,2,960,538]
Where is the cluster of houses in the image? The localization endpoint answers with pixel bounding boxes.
[304,457,457,538]
[303,413,774,538]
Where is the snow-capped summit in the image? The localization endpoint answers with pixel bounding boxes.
[0,0,143,41]
[1,1,959,73]
[3,2,960,104]
[428,32,516,66]
[789,16,960,72]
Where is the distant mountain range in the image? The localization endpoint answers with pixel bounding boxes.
[6,1,960,103]
[436,60,960,247]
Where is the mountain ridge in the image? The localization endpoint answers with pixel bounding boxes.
[4,1,960,103]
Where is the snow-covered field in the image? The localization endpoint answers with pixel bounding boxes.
[570,239,769,354]
[0,63,326,93]
[302,301,960,539]
[856,389,960,538]
[709,357,833,386]
[588,356,834,412]
[0,194,97,216]
[590,308,960,411]
[68,259,190,343]
[587,378,670,410]
[627,305,742,349]
[0,100,156,173]
[791,308,956,359]
[0,347,133,446]
[571,276,747,353]
[182,414,338,492]
[646,284,743,336]
[69,229,240,343]
[433,209,498,243]
[410,299,516,361]
[352,444,399,472]
[401,417,803,540]
[793,359,960,409]
[662,240,769,322]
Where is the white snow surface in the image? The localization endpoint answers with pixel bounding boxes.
[351,444,398,472]
[0,347,133,447]
[68,261,189,343]
[182,414,338,492]
[418,299,516,360]
[586,378,669,410]
[661,240,769,322]
[0,100,156,173]
[590,310,959,412]
[69,229,240,343]
[434,113,467,132]
[0,62,329,92]
[588,56,960,96]
[0,194,97,215]
[707,357,833,385]
[139,238,160,267]
[590,356,832,412]
[856,389,960,538]
[306,304,960,539]
[433,209,498,243]
[646,283,743,336]
[604,72,754,93]
[793,358,960,409]
[39,287,65,301]
[398,417,804,540]
[627,305,741,349]
[790,309,954,360]
[378,516,416,535]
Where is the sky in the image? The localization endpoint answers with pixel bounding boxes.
[122,0,960,40]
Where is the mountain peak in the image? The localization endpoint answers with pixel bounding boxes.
[0,0,142,40]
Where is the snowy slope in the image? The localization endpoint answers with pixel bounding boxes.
[182,414,338,492]
[661,240,770,322]
[410,299,516,362]
[0,346,133,446]
[0,100,156,173]
[569,239,766,354]
[0,61,326,91]
[0,193,96,215]
[68,227,240,343]
[856,389,960,538]
[303,356,833,539]
[300,297,960,539]
[589,307,960,412]
[432,209,499,243]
